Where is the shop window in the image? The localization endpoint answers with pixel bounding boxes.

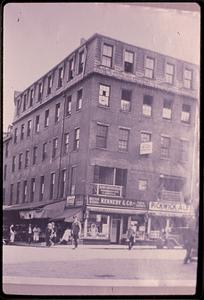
[87,213,109,239]
[20,124,25,140]
[65,95,72,116]
[73,128,80,150]
[18,153,23,170]
[76,89,83,111]
[68,57,74,80]
[118,128,129,151]
[64,133,69,154]
[121,89,131,112]
[145,57,154,78]
[16,182,20,204]
[55,103,60,123]
[35,115,40,133]
[58,66,64,88]
[50,173,55,200]
[163,99,172,120]
[47,74,53,95]
[78,51,85,74]
[143,95,153,116]
[124,50,134,73]
[160,136,170,159]
[184,68,193,89]
[30,178,35,202]
[102,44,113,68]
[165,63,174,84]
[122,216,129,234]
[27,120,32,137]
[96,124,108,148]
[42,142,47,161]
[179,139,189,162]
[181,104,191,123]
[33,146,37,165]
[44,110,49,127]
[99,84,110,107]
[138,179,148,191]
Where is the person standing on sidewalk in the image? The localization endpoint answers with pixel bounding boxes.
[71,216,81,249]
[28,224,33,244]
[9,224,16,244]
[127,222,136,250]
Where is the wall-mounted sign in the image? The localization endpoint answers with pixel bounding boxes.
[140,142,153,155]
[87,196,147,210]
[97,184,122,197]
[66,196,75,207]
[75,195,84,207]
[149,201,191,214]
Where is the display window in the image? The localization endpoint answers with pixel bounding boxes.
[87,213,109,239]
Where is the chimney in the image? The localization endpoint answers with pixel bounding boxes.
[80,38,86,46]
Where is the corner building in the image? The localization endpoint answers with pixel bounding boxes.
[3,34,199,244]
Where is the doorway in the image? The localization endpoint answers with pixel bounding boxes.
[110,218,121,243]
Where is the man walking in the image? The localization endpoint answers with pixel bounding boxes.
[71,216,81,249]
[127,222,136,250]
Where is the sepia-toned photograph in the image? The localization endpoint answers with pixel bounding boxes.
[2,2,200,296]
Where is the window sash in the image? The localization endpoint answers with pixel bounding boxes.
[99,85,110,106]
[121,100,131,112]
[142,104,152,116]
[125,51,134,63]
[103,44,113,57]
[166,63,174,75]
[138,180,148,191]
[141,132,151,142]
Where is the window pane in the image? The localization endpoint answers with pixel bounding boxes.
[103,44,113,57]
[102,56,111,67]
[145,68,153,78]
[125,51,134,63]
[141,132,151,142]
[145,57,154,69]
[166,63,174,75]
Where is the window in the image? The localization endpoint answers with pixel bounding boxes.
[99,84,110,107]
[96,124,108,148]
[55,103,60,123]
[5,142,9,157]
[64,133,69,154]
[124,50,134,73]
[50,173,55,200]
[60,169,66,197]
[181,104,191,123]
[87,212,109,239]
[145,57,154,78]
[3,164,7,180]
[18,153,23,170]
[23,181,27,203]
[23,94,27,111]
[58,66,64,88]
[118,128,129,151]
[12,156,16,172]
[121,89,132,112]
[35,115,40,133]
[30,178,35,202]
[16,98,21,116]
[162,99,172,119]
[42,142,47,161]
[166,63,174,84]
[161,136,170,159]
[138,179,148,191]
[33,146,37,165]
[44,110,49,127]
[141,132,151,142]
[76,89,83,111]
[143,95,153,116]
[102,44,113,67]
[38,81,43,101]
[39,176,44,201]
[73,128,80,150]
[70,166,77,195]
[10,184,14,205]
[27,120,32,137]
[65,95,72,116]
[16,182,20,204]
[78,51,85,74]
[14,128,18,144]
[52,138,58,158]
[25,150,29,168]
[184,69,193,89]
[179,140,189,162]
[47,74,53,95]
[21,124,25,140]
[3,188,5,204]
[93,166,127,188]
[29,89,34,107]
[68,57,74,80]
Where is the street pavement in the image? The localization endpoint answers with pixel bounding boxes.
[3,245,197,296]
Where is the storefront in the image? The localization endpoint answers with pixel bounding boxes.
[83,195,148,244]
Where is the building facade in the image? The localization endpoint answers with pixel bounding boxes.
[3,33,199,244]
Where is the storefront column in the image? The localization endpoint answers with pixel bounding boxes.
[147,217,151,235]
[84,210,89,238]
[166,218,170,237]
[107,215,110,239]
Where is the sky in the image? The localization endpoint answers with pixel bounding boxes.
[3,2,200,131]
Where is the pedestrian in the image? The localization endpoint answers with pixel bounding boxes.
[183,225,195,264]
[51,222,57,245]
[9,224,15,244]
[71,216,81,249]
[33,225,40,243]
[28,224,33,244]
[45,223,53,247]
[127,222,136,250]
[60,228,72,245]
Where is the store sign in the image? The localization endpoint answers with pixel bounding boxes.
[98,184,121,197]
[75,195,84,207]
[140,142,153,155]
[66,196,75,207]
[149,201,191,214]
[88,196,147,210]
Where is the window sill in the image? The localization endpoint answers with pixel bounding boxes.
[98,105,110,109]
[118,149,128,153]
[95,147,108,151]
[181,121,191,125]
[162,117,172,121]
[120,110,131,114]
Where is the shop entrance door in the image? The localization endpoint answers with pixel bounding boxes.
[110,218,121,243]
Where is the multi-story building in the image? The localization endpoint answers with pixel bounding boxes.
[3,33,199,244]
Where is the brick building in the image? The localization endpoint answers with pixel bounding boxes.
[3,33,199,244]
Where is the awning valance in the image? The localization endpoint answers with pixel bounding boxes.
[87,206,147,215]
[51,207,83,222]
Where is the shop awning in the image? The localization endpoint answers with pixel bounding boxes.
[51,207,83,222]
[87,206,147,215]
